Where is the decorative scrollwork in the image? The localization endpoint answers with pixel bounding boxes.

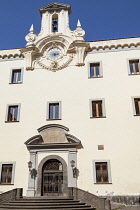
[36,54,74,72]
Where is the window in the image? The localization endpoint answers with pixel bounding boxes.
[88,62,102,78]
[0,163,15,185]
[95,162,108,183]
[129,60,140,74]
[134,98,140,115]
[93,160,112,184]
[52,14,58,32]
[90,99,106,118]
[47,101,61,120]
[10,68,23,84]
[5,104,21,122]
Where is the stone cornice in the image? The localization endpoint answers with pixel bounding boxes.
[1,36,140,59]
[0,48,24,60]
[89,37,140,52]
[39,2,71,16]
[38,124,69,133]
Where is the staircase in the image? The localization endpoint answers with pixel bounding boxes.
[0,197,96,210]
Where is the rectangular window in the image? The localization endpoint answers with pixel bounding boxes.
[47,102,61,120]
[93,160,112,184]
[92,100,103,117]
[7,106,18,121]
[5,104,21,122]
[0,162,15,185]
[10,68,23,84]
[134,98,140,115]
[129,60,140,74]
[95,162,108,183]
[90,63,100,77]
[1,164,13,184]
[12,69,21,83]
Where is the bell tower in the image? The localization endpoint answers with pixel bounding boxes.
[23,2,89,70]
[39,2,71,35]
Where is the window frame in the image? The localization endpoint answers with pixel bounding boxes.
[90,98,106,118]
[88,61,103,78]
[5,103,21,122]
[0,162,16,185]
[127,58,140,75]
[132,96,140,116]
[93,160,112,184]
[9,68,24,84]
[47,101,62,120]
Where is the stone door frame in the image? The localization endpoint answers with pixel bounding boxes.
[36,155,68,196]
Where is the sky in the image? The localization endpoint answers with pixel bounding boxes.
[0,0,140,50]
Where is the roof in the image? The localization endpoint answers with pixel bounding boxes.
[39,2,71,16]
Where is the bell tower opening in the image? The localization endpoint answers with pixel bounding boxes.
[52,14,58,32]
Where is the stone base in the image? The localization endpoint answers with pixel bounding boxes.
[26,189,35,197]
[102,196,140,206]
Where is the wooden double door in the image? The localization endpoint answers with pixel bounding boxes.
[42,159,63,196]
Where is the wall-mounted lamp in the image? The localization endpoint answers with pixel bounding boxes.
[28,161,37,179]
[70,160,77,178]
[28,161,32,172]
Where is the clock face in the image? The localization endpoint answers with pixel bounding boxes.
[47,48,62,60]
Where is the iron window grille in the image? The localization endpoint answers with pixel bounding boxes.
[95,162,109,183]
[1,164,13,184]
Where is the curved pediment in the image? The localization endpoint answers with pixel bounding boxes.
[25,124,81,149]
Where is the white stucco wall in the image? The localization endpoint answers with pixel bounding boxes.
[0,44,140,196]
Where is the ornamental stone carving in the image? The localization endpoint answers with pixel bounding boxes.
[74,20,85,41]
[25,25,37,47]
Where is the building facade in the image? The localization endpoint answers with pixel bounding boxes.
[0,2,140,200]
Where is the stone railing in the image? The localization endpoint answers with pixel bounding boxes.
[69,187,111,210]
[0,188,23,204]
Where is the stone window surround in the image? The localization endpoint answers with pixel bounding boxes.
[5,103,21,122]
[0,162,16,185]
[46,101,62,120]
[127,58,140,75]
[131,96,140,116]
[89,98,106,118]
[93,160,112,184]
[9,67,24,84]
[88,61,103,78]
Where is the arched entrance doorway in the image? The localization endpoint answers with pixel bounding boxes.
[37,155,68,197]
[42,159,63,196]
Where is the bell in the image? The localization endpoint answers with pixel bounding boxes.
[53,19,57,25]
[53,26,57,31]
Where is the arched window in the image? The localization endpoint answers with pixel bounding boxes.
[52,14,58,32]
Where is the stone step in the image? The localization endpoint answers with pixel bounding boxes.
[22,197,73,200]
[0,208,95,210]
[10,200,80,204]
[0,205,95,209]
[2,202,86,206]
[17,198,74,203]
[0,197,96,210]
